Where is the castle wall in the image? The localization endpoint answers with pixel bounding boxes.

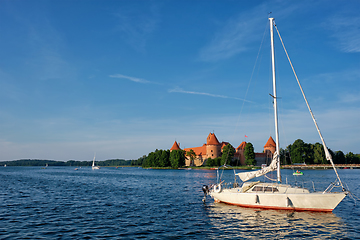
[206,145,221,159]
[185,155,205,166]
[181,133,275,167]
[234,149,246,165]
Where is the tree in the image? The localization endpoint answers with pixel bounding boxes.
[205,158,215,167]
[313,142,326,164]
[142,152,154,167]
[132,155,146,166]
[244,142,256,166]
[304,143,314,164]
[289,139,307,163]
[345,152,360,164]
[221,144,235,166]
[284,145,292,165]
[170,149,185,169]
[280,148,288,165]
[355,154,360,164]
[186,149,196,166]
[334,151,346,164]
[159,150,170,167]
[215,157,222,166]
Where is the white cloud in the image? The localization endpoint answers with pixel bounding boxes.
[197,2,301,62]
[198,15,264,62]
[327,15,360,53]
[114,4,160,52]
[168,86,251,102]
[109,74,151,84]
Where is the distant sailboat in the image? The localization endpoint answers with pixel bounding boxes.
[92,154,100,170]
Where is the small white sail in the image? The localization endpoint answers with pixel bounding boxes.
[236,152,278,182]
[92,153,100,170]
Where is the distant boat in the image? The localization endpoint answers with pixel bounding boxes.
[293,170,303,176]
[41,163,48,169]
[92,154,100,170]
[4,164,6,167]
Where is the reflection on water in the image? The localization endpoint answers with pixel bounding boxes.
[205,202,345,239]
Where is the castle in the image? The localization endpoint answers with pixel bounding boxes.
[170,132,276,166]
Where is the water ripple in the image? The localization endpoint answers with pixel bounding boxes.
[0,167,359,239]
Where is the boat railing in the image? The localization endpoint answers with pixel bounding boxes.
[218,177,335,193]
[220,182,241,190]
[323,179,344,193]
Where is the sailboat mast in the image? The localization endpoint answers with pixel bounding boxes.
[269,18,281,183]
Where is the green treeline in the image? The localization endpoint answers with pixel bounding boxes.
[1,159,132,167]
[3,139,359,168]
[131,149,185,168]
[132,139,360,168]
[281,139,360,165]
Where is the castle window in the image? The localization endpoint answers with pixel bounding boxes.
[211,150,213,152]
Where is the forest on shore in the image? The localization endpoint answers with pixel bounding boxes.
[1,159,131,167]
[131,139,360,168]
[2,139,359,168]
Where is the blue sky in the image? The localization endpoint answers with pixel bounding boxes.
[0,0,359,161]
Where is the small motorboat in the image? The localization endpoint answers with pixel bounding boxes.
[293,170,303,176]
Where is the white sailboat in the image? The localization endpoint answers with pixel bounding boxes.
[204,17,348,212]
[92,153,100,170]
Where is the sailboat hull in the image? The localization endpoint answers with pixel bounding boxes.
[209,183,347,212]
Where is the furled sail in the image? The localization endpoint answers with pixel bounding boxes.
[236,152,278,182]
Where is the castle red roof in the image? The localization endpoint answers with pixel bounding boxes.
[170,141,180,151]
[237,141,247,150]
[184,145,207,156]
[206,133,220,145]
[264,136,276,148]
[221,142,229,149]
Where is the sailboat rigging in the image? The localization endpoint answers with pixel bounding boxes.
[203,17,348,212]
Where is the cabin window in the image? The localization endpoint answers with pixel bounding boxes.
[252,186,263,192]
[264,187,279,192]
[252,186,279,192]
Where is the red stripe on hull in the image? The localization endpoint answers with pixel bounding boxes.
[217,200,333,212]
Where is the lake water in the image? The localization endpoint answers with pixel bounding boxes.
[1,167,359,239]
